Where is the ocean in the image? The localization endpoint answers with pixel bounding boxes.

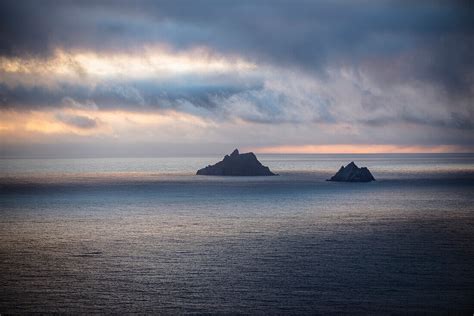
[1,154,473,313]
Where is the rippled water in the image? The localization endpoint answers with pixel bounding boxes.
[1,154,473,313]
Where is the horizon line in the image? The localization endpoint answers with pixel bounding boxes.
[1,152,474,160]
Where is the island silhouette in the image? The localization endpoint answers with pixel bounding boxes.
[197,149,277,176]
[328,161,375,182]
[197,150,377,180]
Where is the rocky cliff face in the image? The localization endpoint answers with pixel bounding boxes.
[197,149,276,176]
[328,161,375,182]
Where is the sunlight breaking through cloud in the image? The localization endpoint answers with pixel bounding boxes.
[0,47,256,80]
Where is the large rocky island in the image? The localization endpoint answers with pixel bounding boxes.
[328,161,375,182]
[197,149,276,176]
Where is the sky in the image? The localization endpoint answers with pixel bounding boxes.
[0,0,473,157]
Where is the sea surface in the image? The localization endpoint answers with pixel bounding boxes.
[1,154,473,314]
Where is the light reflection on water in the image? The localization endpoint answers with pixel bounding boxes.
[0,154,473,313]
[1,153,474,176]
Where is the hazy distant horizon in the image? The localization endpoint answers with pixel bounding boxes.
[2,143,474,159]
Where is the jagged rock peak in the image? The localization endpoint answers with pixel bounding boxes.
[328,161,375,182]
[197,149,276,176]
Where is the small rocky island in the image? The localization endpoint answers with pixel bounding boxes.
[328,161,375,182]
[197,149,276,176]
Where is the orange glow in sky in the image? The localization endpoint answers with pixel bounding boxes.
[0,108,213,144]
[253,144,472,154]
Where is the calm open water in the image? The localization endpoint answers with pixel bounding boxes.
[1,154,473,314]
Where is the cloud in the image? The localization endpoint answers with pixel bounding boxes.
[0,76,263,111]
[360,113,474,131]
[2,1,473,97]
[0,60,472,138]
[1,2,472,76]
[55,113,98,129]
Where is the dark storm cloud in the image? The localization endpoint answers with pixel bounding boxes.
[1,1,473,83]
[0,80,263,112]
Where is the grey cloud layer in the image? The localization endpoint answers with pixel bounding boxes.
[55,113,98,129]
[0,0,473,147]
[2,1,472,80]
[2,0,472,94]
[0,78,263,113]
